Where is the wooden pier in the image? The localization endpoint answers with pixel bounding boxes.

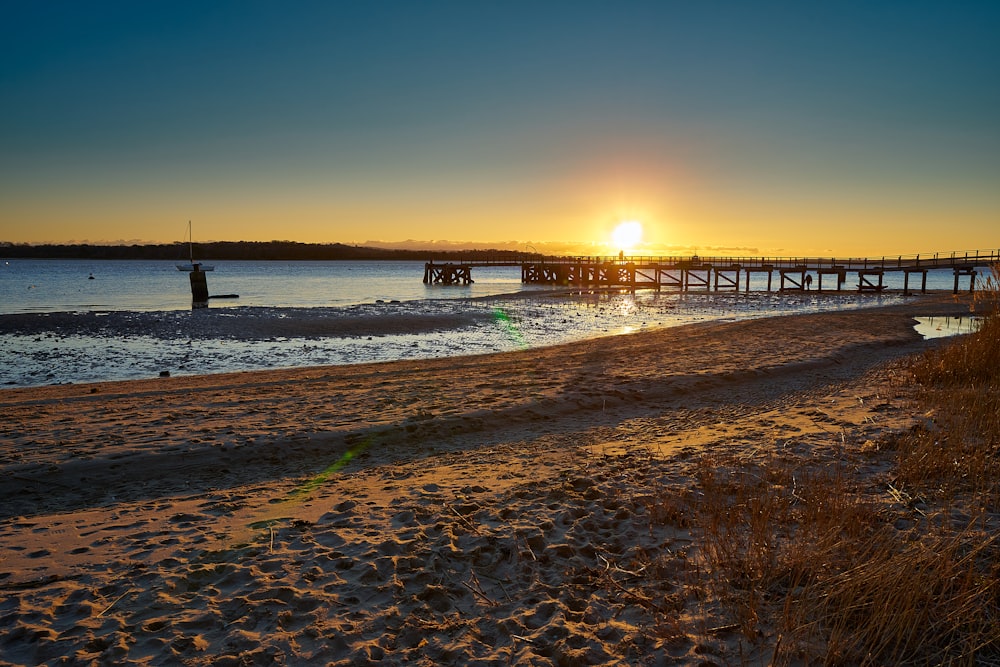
[422,263,474,285]
[423,250,999,294]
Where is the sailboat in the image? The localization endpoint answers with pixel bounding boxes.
[176,221,215,271]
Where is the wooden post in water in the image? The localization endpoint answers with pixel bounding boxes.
[190,263,209,308]
[425,263,474,285]
[903,268,928,295]
[953,267,977,294]
[816,268,845,292]
[857,270,885,292]
[779,267,807,291]
[713,266,740,291]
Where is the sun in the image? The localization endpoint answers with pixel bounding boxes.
[611,220,643,252]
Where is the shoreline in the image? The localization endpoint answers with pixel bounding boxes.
[1,289,973,389]
[0,293,983,664]
[0,293,974,518]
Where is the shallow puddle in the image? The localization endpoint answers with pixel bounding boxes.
[914,315,982,339]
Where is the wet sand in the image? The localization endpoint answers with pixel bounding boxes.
[0,293,976,665]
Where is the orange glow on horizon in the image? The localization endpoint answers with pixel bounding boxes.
[3,190,997,259]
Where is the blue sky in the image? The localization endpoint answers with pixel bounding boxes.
[2,1,998,255]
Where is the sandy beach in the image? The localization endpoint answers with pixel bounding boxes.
[0,293,979,665]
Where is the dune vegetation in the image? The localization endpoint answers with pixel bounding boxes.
[643,268,999,664]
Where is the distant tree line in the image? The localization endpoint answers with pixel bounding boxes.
[0,241,529,262]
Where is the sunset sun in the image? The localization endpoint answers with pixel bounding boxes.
[611,220,643,252]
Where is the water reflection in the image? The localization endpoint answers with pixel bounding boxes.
[913,316,982,339]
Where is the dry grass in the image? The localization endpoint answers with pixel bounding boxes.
[901,267,1000,506]
[791,528,1000,665]
[642,265,1000,664]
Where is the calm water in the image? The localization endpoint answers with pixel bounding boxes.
[0,259,979,387]
[0,258,981,315]
[0,259,544,313]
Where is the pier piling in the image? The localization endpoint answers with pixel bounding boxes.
[189,264,209,308]
[953,267,977,294]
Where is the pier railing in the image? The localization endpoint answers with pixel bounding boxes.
[435,249,999,270]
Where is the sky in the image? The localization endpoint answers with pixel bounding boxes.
[1,1,998,256]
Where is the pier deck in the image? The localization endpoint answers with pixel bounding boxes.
[423,250,999,294]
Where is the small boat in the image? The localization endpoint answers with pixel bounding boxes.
[177,262,214,272]
[176,221,215,271]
